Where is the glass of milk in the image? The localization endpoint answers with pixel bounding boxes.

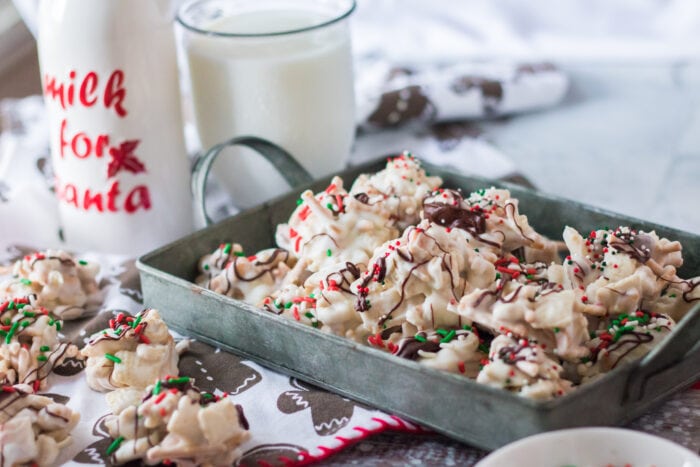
[178,0,356,208]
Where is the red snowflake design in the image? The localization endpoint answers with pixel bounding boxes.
[107,140,146,178]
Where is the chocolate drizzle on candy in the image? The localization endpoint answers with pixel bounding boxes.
[609,229,653,264]
[395,333,442,360]
[586,309,672,370]
[90,309,152,346]
[423,198,487,236]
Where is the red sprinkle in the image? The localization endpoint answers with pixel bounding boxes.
[154,392,167,404]
[335,194,344,212]
[289,227,298,238]
[458,362,466,374]
[298,205,311,221]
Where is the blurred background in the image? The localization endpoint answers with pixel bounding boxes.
[4,0,700,99]
[0,0,39,99]
[1,0,699,232]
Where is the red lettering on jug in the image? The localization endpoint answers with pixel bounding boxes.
[79,71,98,106]
[43,69,128,117]
[59,118,110,160]
[56,178,152,214]
[124,186,151,213]
[104,70,127,117]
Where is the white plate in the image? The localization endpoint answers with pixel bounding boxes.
[476,427,700,467]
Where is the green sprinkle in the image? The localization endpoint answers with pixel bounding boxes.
[309,293,315,299]
[296,198,303,205]
[153,380,162,395]
[495,273,501,280]
[48,318,55,326]
[440,330,456,344]
[167,377,191,385]
[312,321,319,328]
[22,311,35,318]
[234,251,245,257]
[462,324,472,331]
[203,264,210,270]
[55,321,61,331]
[326,202,333,210]
[37,355,48,362]
[106,436,124,456]
[40,345,50,352]
[15,303,26,310]
[79,260,88,265]
[202,392,214,399]
[581,357,590,364]
[474,248,479,252]
[20,278,32,286]
[5,321,19,344]
[104,353,122,364]
[435,329,448,337]
[222,243,232,255]
[478,343,489,354]
[20,320,30,328]
[304,312,314,319]
[553,327,560,333]
[7,301,14,311]
[414,334,427,343]
[284,302,293,309]
[326,249,332,257]
[131,314,143,329]
[669,294,677,298]
[0,330,6,338]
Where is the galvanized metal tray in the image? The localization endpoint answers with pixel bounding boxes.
[137,157,700,450]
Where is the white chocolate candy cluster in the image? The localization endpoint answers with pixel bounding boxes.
[81,309,182,392]
[104,378,250,466]
[0,297,79,391]
[349,152,443,229]
[276,176,399,273]
[0,250,101,320]
[197,244,295,306]
[455,260,590,361]
[0,383,80,467]
[579,310,675,382]
[198,154,699,400]
[391,327,485,377]
[477,334,573,400]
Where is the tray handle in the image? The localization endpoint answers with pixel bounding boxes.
[623,302,700,403]
[191,136,314,226]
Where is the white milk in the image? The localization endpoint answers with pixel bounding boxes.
[183,9,355,207]
[38,0,194,255]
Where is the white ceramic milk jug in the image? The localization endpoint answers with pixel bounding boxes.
[37,0,193,255]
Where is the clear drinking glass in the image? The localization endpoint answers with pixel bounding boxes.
[178,0,356,208]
